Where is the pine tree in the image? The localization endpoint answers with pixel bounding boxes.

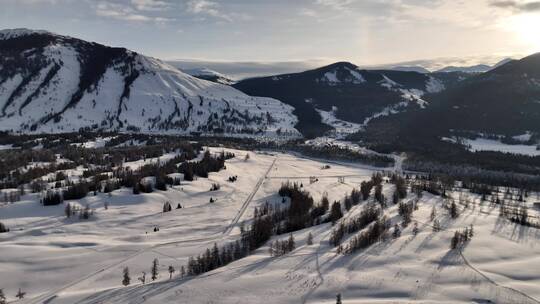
[122,266,130,286]
[307,232,313,245]
[450,201,458,219]
[151,258,159,281]
[168,265,175,279]
[0,289,6,304]
[163,201,172,213]
[392,224,401,238]
[211,243,220,268]
[180,265,186,278]
[433,219,441,232]
[450,231,460,249]
[336,293,342,304]
[330,201,343,224]
[16,288,25,300]
[138,272,146,284]
[412,222,419,236]
[287,234,295,252]
[468,224,474,238]
[65,203,72,218]
[0,222,9,233]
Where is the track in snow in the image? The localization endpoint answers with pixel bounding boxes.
[223,157,277,236]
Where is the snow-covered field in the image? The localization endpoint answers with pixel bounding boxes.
[444,137,540,156]
[465,138,540,156]
[1,148,540,304]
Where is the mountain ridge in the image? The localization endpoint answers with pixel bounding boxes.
[0,29,300,137]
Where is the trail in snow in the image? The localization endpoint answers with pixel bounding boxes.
[223,157,277,236]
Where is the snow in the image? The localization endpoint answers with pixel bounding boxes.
[0,30,300,139]
[464,138,540,156]
[0,144,15,150]
[362,101,409,126]
[317,67,365,85]
[316,107,363,139]
[346,67,366,83]
[425,77,445,93]
[72,137,116,149]
[379,75,400,89]
[1,147,540,303]
[0,28,51,40]
[513,132,533,142]
[322,71,339,84]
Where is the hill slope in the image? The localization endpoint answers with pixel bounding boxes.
[0,29,299,137]
[419,53,540,136]
[234,62,466,138]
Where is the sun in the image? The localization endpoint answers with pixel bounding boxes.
[506,14,540,52]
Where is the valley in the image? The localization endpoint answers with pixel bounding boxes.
[1,135,539,303]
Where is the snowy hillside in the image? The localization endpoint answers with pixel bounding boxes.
[234,62,457,137]
[1,146,540,304]
[0,29,299,137]
[181,68,235,85]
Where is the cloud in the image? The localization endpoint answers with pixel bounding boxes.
[186,0,232,21]
[490,0,540,12]
[299,8,318,17]
[95,1,174,24]
[315,0,355,10]
[131,0,171,11]
[184,0,252,21]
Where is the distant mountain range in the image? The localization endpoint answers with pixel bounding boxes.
[0,29,299,137]
[358,52,540,158]
[1,28,536,149]
[233,62,469,138]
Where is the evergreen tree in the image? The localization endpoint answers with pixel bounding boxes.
[0,222,9,233]
[433,219,441,232]
[0,289,6,304]
[412,222,419,236]
[180,265,186,278]
[138,272,146,284]
[163,201,172,213]
[450,201,459,219]
[451,231,460,249]
[64,203,72,218]
[16,288,25,300]
[392,224,401,238]
[329,201,343,224]
[151,258,159,281]
[168,265,175,279]
[287,234,295,252]
[374,184,384,205]
[122,267,131,286]
[307,232,313,245]
[336,293,342,304]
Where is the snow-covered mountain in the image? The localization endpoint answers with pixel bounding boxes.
[0,29,299,137]
[435,58,515,74]
[234,62,466,138]
[390,66,431,73]
[435,64,492,73]
[181,68,235,85]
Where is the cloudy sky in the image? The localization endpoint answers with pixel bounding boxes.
[1,0,539,66]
